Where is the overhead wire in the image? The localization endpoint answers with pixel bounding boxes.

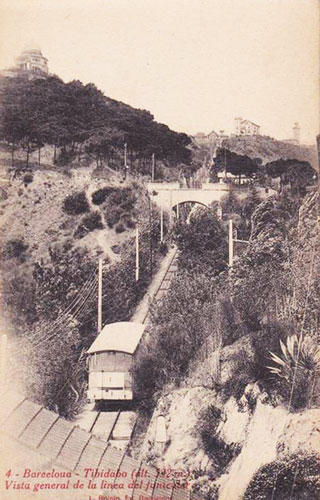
[9,270,98,358]
[31,276,98,350]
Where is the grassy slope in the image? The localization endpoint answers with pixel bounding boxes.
[0,148,149,267]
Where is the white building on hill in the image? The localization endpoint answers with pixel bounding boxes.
[234,117,260,136]
[0,44,48,79]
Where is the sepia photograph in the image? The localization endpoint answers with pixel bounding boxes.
[0,0,319,499]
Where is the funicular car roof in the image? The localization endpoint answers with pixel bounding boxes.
[87,322,146,355]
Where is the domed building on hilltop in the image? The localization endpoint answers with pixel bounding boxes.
[0,44,49,79]
[15,44,48,74]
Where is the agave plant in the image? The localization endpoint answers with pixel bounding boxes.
[267,334,320,382]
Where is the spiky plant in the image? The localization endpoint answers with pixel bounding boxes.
[267,334,320,381]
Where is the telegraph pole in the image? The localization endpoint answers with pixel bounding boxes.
[124,143,127,180]
[160,203,164,243]
[135,227,139,281]
[151,153,155,182]
[149,197,153,277]
[98,258,103,332]
[228,219,233,267]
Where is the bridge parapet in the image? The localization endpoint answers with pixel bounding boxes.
[147,182,179,191]
[146,181,276,212]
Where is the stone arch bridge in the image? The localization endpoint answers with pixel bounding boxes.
[146,182,274,213]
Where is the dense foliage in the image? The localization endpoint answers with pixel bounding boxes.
[0,75,191,169]
[211,148,259,182]
[132,272,220,413]
[265,158,315,196]
[173,208,228,276]
[210,147,316,199]
[3,179,170,417]
[133,190,320,415]
[243,453,320,500]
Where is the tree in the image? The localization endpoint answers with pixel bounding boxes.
[283,159,315,196]
[85,127,125,167]
[265,158,315,196]
[227,153,259,183]
[0,74,192,171]
[174,208,228,276]
[211,148,259,184]
[244,454,320,500]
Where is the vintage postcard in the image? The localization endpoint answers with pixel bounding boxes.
[0,1,319,499]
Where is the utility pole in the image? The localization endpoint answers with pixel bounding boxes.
[135,227,139,281]
[160,203,164,243]
[224,147,227,180]
[124,143,127,180]
[151,153,155,182]
[228,219,233,267]
[98,258,103,332]
[149,197,153,277]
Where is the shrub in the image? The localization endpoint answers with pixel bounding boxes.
[23,173,33,185]
[56,149,74,165]
[106,205,123,228]
[267,334,320,410]
[174,209,228,276]
[132,348,166,415]
[198,404,238,476]
[0,188,8,200]
[3,239,28,260]
[74,211,104,239]
[115,222,126,233]
[243,453,320,500]
[111,245,121,254]
[191,478,219,500]
[247,320,294,396]
[120,191,136,211]
[91,187,115,205]
[62,167,72,178]
[159,242,168,255]
[63,192,89,215]
[222,347,256,400]
[198,404,221,448]
[106,186,137,211]
[126,218,136,229]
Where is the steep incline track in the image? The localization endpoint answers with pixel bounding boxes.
[77,245,179,446]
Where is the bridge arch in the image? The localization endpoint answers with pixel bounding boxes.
[172,199,212,223]
[172,200,209,210]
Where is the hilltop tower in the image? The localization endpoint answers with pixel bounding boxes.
[234,117,243,135]
[293,122,300,144]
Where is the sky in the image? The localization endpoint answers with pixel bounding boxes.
[0,0,319,144]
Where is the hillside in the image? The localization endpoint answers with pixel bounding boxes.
[223,135,318,169]
[0,74,191,175]
[131,187,320,499]
[0,147,170,417]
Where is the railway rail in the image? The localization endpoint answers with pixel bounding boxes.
[77,245,179,447]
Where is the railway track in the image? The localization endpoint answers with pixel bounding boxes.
[76,245,179,448]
